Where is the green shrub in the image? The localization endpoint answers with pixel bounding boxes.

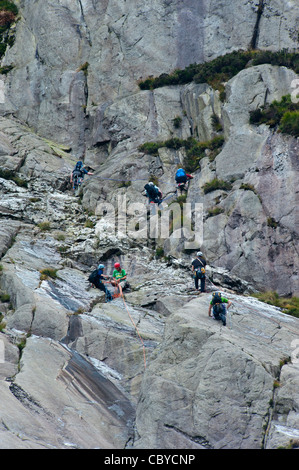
[172,116,182,129]
[138,141,162,156]
[202,178,232,194]
[249,94,299,137]
[138,50,299,93]
[139,136,224,173]
[251,50,299,73]
[279,111,299,137]
[0,65,13,74]
[0,1,18,16]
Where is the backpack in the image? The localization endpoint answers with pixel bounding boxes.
[212,292,224,315]
[75,161,83,170]
[196,258,206,277]
[175,168,187,183]
[88,269,99,284]
[73,161,84,176]
[212,292,222,304]
[144,183,159,199]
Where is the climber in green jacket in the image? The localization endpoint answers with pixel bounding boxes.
[208,291,232,326]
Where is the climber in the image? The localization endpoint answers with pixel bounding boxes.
[191,251,207,292]
[208,291,232,326]
[175,168,193,194]
[111,262,130,291]
[70,160,94,190]
[88,264,113,302]
[143,182,163,205]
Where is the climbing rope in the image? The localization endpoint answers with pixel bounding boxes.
[118,283,147,370]
[101,279,147,369]
[92,175,174,186]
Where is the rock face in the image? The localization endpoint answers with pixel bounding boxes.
[3,0,298,153]
[134,294,299,449]
[0,0,298,450]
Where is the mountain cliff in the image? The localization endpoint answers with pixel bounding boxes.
[0,0,298,450]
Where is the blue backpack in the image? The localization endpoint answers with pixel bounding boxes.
[175,168,187,183]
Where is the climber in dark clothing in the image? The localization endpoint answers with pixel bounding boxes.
[89,264,113,302]
[191,251,207,292]
[143,182,163,205]
[70,160,93,190]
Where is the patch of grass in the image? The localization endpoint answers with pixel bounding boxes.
[40,268,58,280]
[249,94,299,137]
[175,194,187,208]
[211,114,223,132]
[55,233,65,241]
[118,180,132,188]
[29,197,41,203]
[17,338,27,354]
[78,61,89,76]
[0,313,6,331]
[273,379,281,389]
[149,174,159,186]
[38,221,51,231]
[84,219,94,228]
[253,291,299,318]
[206,206,225,218]
[0,293,10,302]
[240,183,256,192]
[202,178,232,194]
[155,246,164,258]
